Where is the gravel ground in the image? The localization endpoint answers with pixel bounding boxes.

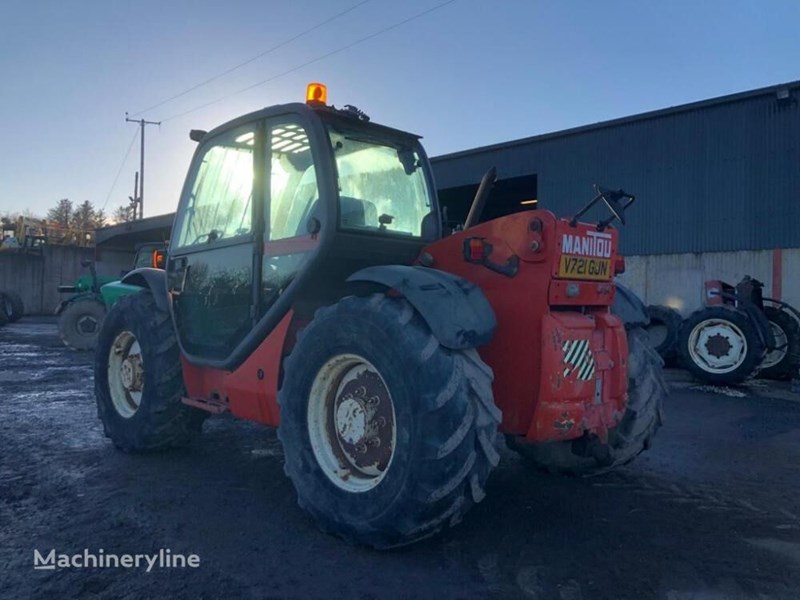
[1,318,799,599]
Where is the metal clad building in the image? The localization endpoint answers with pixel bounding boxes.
[432,81,800,256]
[91,81,800,312]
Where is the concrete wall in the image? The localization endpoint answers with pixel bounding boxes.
[4,243,795,317]
[0,246,132,315]
[617,248,799,315]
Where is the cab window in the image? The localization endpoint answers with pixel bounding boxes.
[327,126,433,237]
[260,120,321,317]
[268,123,317,240]
[174,128,255,248]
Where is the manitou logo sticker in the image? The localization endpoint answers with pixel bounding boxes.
[33,548,200,572]
[561,231,613,258]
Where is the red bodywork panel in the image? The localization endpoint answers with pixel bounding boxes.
[182,312,293,425]
[180,210,630,443]
[533,312,628,442]
[421,211,628,441]
[703,279,735,306]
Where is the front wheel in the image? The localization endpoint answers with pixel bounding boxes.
[278,294,501,548]
[95,290,205,452]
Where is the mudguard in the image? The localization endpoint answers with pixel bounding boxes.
[118,268,170,313]
[612,282,649,329]
[54,292,100,316]
[347,265,496,349]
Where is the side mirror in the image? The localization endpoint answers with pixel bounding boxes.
[80,259,93,268]
[152,249,167,269]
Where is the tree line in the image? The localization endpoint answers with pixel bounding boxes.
[2,200,134,231]
[46,199,135,230]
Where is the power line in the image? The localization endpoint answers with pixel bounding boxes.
[100,128,140,213]
[130,0,373,117]
[162,0,458,123]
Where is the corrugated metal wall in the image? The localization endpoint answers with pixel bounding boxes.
[431,84,800,256]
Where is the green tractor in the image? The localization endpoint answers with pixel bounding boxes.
[56,242,166,350]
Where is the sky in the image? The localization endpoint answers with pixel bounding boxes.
[1,0,798,220]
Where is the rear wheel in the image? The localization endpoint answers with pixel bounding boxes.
[58,297,106,350]
[507,327,666,475]
[0,293,8,327]
[95,290,205,452]
[278,294,501,548]
[3,291,24,322]
[758,306,800,381]
[678,305,765,385]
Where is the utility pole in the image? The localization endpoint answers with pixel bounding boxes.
[125,113,161,219]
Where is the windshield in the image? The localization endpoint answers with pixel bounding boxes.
[326,123,433,237]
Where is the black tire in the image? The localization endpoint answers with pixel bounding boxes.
[278,294,501,548]
[645,305,682,365]
[678,305,765,385]
[506,327,666,476]
[0,293,8,327]
[758,306,800,381]
[58,297,107,350]
[95,290,206,452]
[3,290,24,322]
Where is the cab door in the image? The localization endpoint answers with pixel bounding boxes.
[168,124,262,362]
[258,117,325,318]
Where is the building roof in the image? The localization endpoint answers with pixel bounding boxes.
[96,213,174,251]
[432,79,800,164]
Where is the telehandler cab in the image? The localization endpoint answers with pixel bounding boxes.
[95,83,666,548]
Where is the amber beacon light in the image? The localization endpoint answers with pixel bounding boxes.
[306,83,328,105]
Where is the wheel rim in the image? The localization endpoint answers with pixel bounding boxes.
[687,318,748,374]
[108,330,144,418]
[307,354,397,493]
[4,298,12,316]
[77,313,99,336]
[761,321,788,369]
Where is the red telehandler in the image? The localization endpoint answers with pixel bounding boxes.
[94,84,666,548]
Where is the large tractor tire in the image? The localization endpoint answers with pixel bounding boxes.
[678,305,765,385]
[58,297,107,350]
[278,294,501,548]
[506,327,666,476]
[758,306,800,381]
[3,290,24,322]
[95,290,206,452]
[645,304,682,366]
[0,293,8,327]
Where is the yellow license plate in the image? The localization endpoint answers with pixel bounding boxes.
[558,256,611,280]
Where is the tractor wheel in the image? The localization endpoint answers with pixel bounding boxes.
[3,290,24,322]
[758,306,800,381]
[95,290,206,452]
[58,297,107,350]
[278,294,501,548]
[678,305,765,385]
[0,293,8,327]
[506,327,666,476]
[645,305,682,366]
